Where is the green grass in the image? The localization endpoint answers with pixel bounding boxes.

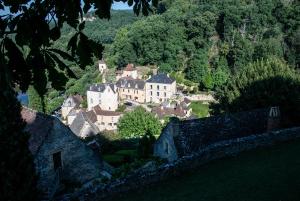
[111,139,300,201]
[103,149,138,167]
[189,101,210,118]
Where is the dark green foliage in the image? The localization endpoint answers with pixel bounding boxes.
[106,0,299,88]
[215,57,300,126]
[118,107,162,138]
[27,86,44,113]
[138,130,156,158]
[0,84,38,201]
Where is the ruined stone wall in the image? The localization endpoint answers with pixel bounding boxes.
[67,127,300,201]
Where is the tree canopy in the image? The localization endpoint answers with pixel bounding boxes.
[105,0,299,90]
[118,107,162,138]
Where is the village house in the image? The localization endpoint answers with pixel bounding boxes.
[69,110,100,138]
[116,77,146,103]
[116,63,138,80]
[98,60,107,74]
[21,107,104,199]
[91,105,122,131]
[61,94,83,119]
[145,73,176,103]
[152,99,192,122]
[154,107,281,162]
[87,83,118,111]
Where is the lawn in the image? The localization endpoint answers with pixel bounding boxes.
[111,139,300,201]
[189,101,210,118]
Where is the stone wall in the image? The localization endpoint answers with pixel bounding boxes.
[35,118,103,196]
[154,108,274,161]
[65,126,300,201]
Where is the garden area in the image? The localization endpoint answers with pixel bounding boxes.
[110,139,300,201]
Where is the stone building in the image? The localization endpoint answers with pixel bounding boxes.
[116,63,138,80]
[91,105,122,131]
[61,95,83,119]
[116,77,146,103]
[21,107,104,199]
[69,110,100,138]
[145,73,176,103]
[152,100,192,122]
[87,83,118,111]
[154,107,281,162]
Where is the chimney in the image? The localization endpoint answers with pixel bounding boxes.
[267,106,281,132]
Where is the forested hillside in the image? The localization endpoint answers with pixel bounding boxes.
[105,0,299,91]
[53,10,139,49]
[28,10,139,114]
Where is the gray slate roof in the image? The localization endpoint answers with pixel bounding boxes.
[88,83,116,93]
[70,111,99,137]
[146,73,175,84]
[116,77,145,90]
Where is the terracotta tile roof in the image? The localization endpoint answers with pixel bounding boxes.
[124,63,136,71]
[92,105,122,116]
[21,107,54,155]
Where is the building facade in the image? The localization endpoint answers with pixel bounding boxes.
[145,73,176,103]
[87,83,118,111]
[21,108,104,199]
[116,63,138,80]
[116,77,146,103]
[92,105,122,131]
[61,95,83,119]
[98,60,107,74]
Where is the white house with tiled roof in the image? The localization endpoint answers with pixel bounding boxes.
[145,73,176,103]
[87,83,118,111]
[91,105,122,131]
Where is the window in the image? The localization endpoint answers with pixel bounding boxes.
[150,91,152,96]
[157,92,159,96]
[128,89,129,93]
[164,92,166,97]
[157,85,159,90]
[164,142,169,154]
[164,86,167,90]
[90,98,93,104]
[123,89,125,92]
[150,85,153,89]
[53,151,62,171]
